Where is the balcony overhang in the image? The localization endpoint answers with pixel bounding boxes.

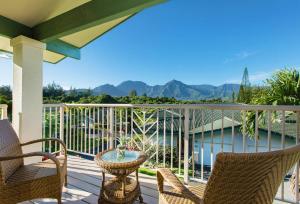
[0,0,165,63]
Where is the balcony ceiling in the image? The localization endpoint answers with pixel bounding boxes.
[0,0,164,63]
[0,0,91,27]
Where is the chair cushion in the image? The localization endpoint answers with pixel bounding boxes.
[1,155,66,203]
[6,155,66,186]
[159,182,206,204]
[189,183,206,198]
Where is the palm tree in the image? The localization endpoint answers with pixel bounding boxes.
[253,68,300,105]
[244,68,300,137]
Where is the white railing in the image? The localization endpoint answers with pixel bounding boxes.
[0,104,8,119]
[43,103,300,203]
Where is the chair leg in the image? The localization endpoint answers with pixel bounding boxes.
[64,174,68,187]
[57,195,62,204]
[139,195,143,203]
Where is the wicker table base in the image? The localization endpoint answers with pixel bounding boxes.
[95,149,147,204]
[99,177,142,204]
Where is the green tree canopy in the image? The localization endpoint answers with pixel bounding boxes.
[43,82,64,98]
[0,86,12,118]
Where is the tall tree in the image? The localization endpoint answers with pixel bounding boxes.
[237,67,252,103]
[232,91,235,103]
[129,89,137,97]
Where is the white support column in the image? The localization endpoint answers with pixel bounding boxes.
[11,36,45,164]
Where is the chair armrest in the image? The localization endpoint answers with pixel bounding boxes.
[21,138,67,157]
[0,152,61,176]
[157,168,188,193]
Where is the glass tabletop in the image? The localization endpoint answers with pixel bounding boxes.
[101,150,140,163]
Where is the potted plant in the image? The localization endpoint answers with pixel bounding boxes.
[116,135,130,158]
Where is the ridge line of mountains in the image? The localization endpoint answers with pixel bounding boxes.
[89,80,240,100]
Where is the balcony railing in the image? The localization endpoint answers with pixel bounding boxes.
[30,103,300,203]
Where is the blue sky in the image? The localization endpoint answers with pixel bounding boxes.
[1,0,300,89]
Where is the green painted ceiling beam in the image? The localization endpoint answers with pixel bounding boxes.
[46,39,80,60]
[33,0,166,42]
[0,16,32,38]
[0,15,80,60]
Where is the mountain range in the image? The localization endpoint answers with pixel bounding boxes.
[91,80,240,100]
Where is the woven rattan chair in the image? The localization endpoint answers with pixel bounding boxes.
[0,119,67,204]
[157,144,300,204]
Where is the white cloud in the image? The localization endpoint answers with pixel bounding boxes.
[249,71,272,82]
[226,71,272,85]
[61,85,71,90]
[225,79,241,84]
[226,67,300,85]
[224,51,256,64]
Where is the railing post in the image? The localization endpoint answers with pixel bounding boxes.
[296,111,300,202]
[2,105,8,119]
[184,108,190,184]
[109,107,114,148]
[59,105,65,154]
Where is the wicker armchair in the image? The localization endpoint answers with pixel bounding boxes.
[157,144,300,204]
[0,119,67,204]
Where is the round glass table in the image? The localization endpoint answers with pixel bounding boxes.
[101,150,141,163]
[95,149,147,204]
